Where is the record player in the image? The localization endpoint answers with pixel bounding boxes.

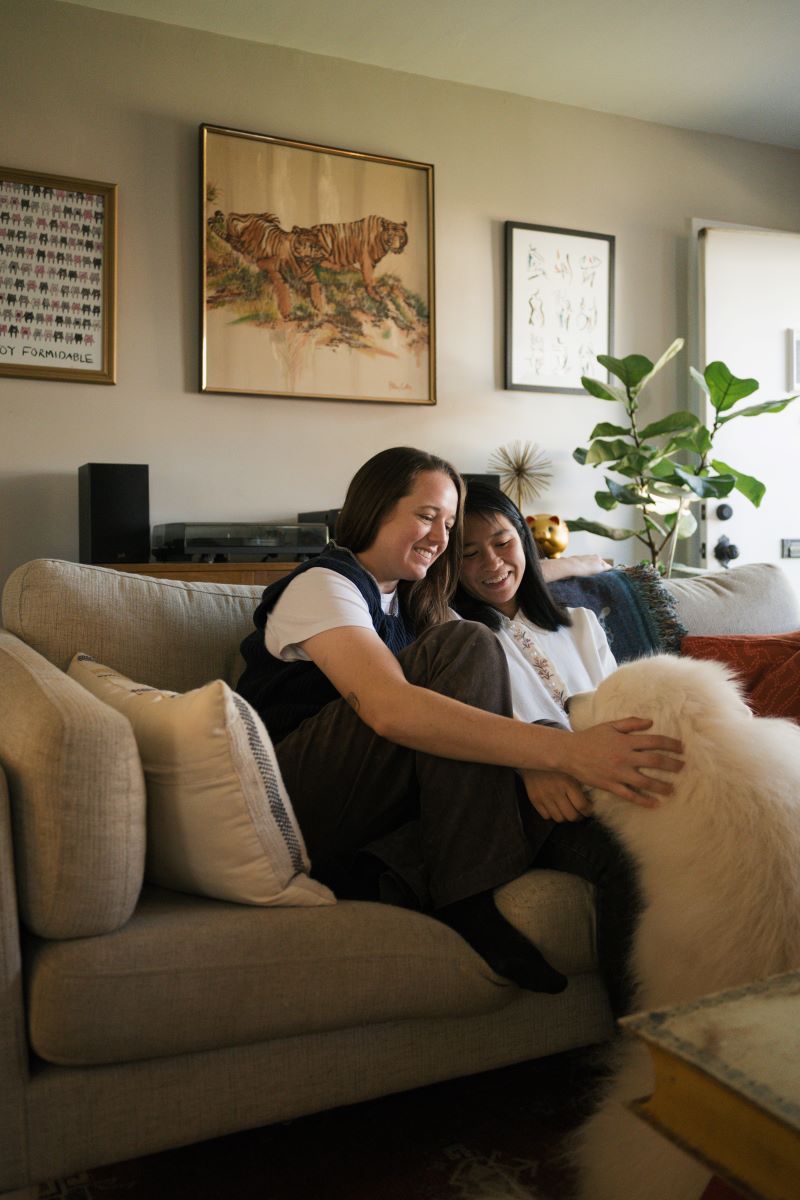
[151,522,328,562]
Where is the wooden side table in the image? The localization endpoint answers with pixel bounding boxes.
[625,971,800,1200]
[104,562,295,586]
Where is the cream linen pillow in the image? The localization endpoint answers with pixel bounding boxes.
[68,654,334,908]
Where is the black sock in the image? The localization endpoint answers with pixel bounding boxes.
[436,890,568,994]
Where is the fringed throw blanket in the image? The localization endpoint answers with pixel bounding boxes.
[549,564,687,664]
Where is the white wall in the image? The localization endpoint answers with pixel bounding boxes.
[700,227,800,599]
[2,0,800,590]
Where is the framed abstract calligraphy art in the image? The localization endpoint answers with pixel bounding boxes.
[505,221,614,394]
[0,166,117,384]
[201,124,435,404]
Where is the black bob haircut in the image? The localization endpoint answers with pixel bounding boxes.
[451,481,571,632]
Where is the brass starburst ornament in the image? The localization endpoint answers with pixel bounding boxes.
[487,441,553,512]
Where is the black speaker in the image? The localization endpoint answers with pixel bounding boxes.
[461,473,501,487]
[79,463,150,564]
[298,508,341,539]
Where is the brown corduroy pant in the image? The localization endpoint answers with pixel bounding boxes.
[276,620,539,910]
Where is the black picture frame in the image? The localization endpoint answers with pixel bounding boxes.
[505,221,614,394]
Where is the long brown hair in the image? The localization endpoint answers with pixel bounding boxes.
[336,446,464,632]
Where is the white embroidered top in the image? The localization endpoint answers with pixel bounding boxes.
[493,608,617,726]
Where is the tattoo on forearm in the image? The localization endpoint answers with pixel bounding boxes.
[346,692,360,714]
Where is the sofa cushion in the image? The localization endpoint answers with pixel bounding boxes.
[2,558,262,690]
[26,873,598,1066]
[665,562,800,636]
[68,655,334,908]
[0,631,145,938]
[682,631,800,722]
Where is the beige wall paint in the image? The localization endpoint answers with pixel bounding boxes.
[2,0,800,590]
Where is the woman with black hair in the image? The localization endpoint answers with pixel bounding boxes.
[454,481,616,749]
[238,449,680,1004]
[452,481,639,1012]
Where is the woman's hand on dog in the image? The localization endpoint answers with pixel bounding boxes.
[557,718,684,806]
[520,770,593,822]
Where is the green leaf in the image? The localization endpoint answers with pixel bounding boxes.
[586,438,633,465]
[638,411,700,439]
[597,354,654,390]
[663,509,698,538]
[605,477,650,505]
[613,460,643,479]
[672,465,736,498]
[692,475,736,499]
[630,338,685,397]
[649,482,701,502]
[594,490,619,511]
[643,513,668,536]
[615,450,656,476]
[590,421,631,438]
[689,366,710,399]
[649,459,683,481]
[665,426,713,456]
[710,459,766,507]
[573,447,588,465]
[704,361,759,412]
[565,518,638,540]
[718,397,798,424]
[581,376,629,404]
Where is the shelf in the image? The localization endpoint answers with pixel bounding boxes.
[102,562,295,585]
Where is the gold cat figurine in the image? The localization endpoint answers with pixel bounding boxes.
[526,513,569,558]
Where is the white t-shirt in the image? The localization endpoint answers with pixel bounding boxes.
[268,568,614,724]
[265,568,397,662]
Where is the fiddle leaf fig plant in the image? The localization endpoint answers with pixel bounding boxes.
[568,338,798,575]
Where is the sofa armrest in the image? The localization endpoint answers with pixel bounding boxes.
[0,630,146,939]
[0,764,29,1192]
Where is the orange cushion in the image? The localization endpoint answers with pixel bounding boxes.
[681,631,800,722]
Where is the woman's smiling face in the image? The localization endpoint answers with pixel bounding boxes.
[460,511,526,618]
[357,470,458,592]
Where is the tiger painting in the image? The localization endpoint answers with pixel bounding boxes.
[209,211,326,318]
[300,216,409,300]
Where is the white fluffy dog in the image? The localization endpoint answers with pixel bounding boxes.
[568,653,800,1200]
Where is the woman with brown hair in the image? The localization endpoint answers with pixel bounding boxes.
[237,446,681,996]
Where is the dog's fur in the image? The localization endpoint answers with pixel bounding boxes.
[568,654,800,1200]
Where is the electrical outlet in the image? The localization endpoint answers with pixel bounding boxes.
[781,539,800,559]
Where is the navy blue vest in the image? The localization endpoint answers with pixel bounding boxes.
[237,545,415,743]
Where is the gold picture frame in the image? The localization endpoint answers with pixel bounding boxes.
[201,124,435,404]
[0,166,117,384]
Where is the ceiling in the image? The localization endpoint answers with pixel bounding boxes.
[63,0,800,151]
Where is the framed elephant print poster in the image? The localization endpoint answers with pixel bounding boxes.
[0,165,117,384]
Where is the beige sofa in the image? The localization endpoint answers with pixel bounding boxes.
[1,558,798,1196]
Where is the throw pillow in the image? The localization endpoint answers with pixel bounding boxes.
[68,654,335,907]
[681,631,800,722]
